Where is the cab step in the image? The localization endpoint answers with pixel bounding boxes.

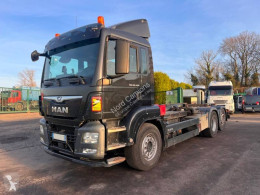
[107,126,126,133]
[107,143,127,151]
[106,156,126,166]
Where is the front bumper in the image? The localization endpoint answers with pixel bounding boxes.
[43,146,110,167]
[40,118,105,161]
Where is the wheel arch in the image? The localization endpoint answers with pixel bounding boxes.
[123,105,165,145]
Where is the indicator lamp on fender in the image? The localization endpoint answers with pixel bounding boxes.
[92,96,102,112]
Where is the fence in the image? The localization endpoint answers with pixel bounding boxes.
[0,87,40,113]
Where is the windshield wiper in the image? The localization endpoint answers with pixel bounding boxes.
[62,75,86,85]
[44,78,61,86]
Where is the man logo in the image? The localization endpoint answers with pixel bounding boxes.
[52,106,69,114]
[57,96,63,102]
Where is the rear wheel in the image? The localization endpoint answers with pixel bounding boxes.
[219,108,226,131]
[125,123,162,171]
[203,111,218,137]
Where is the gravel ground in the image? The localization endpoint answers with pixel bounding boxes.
[0,113,259,195]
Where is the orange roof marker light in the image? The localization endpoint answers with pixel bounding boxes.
[97,16,105,26]
[55,33,60,37]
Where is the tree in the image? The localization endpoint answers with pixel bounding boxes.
[170,79,179,89]
[220,31,260,87]
[193,50,218,87]
[224,72,234,81]
[18,69,37,87]
[251,72,259,86]
[154,72,192,104]
[219,37,240,87]
[154,72,171,104]
[178,82,192,89]
[190,74,199,86]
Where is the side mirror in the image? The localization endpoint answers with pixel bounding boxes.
[115,40,129,74]
[31,50,40,62]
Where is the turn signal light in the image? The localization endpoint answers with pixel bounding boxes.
[97,16,105,26]
[92,96,102,112]
[55,33,60,37]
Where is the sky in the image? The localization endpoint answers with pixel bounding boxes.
[0,0,260,87]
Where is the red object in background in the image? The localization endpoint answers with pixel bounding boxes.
[158,104,166,116]
[256,101,259,105]
[8,90,22,104]
[242,99,245,105]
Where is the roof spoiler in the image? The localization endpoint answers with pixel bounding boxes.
[109,19,150,39]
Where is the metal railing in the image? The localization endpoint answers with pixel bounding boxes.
[0,87,40,113]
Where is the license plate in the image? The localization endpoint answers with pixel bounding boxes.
[52,133,67,142]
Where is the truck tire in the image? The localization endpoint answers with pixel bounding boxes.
[218,108,226,131]
[125,123,162,171]
[203,111,218,137]
[15,103,24,111]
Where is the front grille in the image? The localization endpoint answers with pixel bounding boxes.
[47,126,76,153]
[213,100,227,104]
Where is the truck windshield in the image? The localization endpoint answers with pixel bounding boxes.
[43,39,100,83]
[209,86,232,96]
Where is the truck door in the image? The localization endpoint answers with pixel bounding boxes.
[102,39,142,119]
[139,46,153,106]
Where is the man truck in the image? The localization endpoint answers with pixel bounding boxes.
[207,81,235,114]
[31,17,228,170]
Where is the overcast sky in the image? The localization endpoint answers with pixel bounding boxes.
[0,0,260,87]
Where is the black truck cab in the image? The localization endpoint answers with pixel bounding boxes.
[36,18,158,165]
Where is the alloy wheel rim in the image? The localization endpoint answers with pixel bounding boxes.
[142,133,158,161]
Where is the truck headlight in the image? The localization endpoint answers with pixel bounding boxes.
[82,148,97,154]
[82,132,99,144]
[40,125,44,135]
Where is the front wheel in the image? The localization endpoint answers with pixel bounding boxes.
[125,123,162,171]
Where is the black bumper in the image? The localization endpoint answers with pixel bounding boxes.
[43,146,110,167]
[40,119,105,160]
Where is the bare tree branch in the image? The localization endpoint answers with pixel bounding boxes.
[18,69,37,87]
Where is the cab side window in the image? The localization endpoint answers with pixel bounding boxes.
[129,47,137,73]
[107,40,116,75]
[140,48,148,74]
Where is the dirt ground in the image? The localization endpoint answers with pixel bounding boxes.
[0,113,260,194]
[0,113,41,122]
